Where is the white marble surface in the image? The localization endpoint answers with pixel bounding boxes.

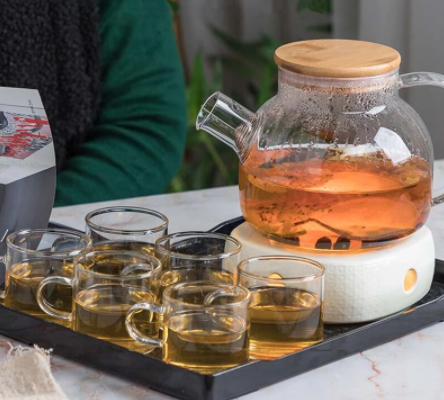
[3,162,444,399]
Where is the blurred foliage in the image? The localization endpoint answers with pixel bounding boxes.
[169,33,280,192]
[306,23,333,33]
[168,0,331,192]
[298,0,332,33]
[169,54,238,192]
[297,0,332,13]
[211,28,280,109]
[167,0,179,18]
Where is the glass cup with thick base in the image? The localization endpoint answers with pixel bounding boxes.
[0,229,92,326]
[237,256,324,360]
[37,250,162,354]
[126,281,251,373]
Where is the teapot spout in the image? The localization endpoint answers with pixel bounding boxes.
[196,92,255,162]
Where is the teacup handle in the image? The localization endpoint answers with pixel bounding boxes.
[203,287,238,305]
[36,276,72,321]
[399,72,444,206]
[125,302,165,347]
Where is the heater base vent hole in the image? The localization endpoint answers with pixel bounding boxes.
[404,269,417,293]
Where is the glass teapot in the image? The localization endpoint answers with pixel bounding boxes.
[196,39,444,251]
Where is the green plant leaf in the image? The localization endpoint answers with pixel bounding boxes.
[306,23,333,33]
[297,0,332,13]
[211,29,279,106]
[169,175,185,192]
[215,57,254,79]
[209,59,223,93]
[167,0,179,17]
[186,53,205,126]
[257,66,274,108]
[212,27,279,67]
[297,0,311,11]
[199,132,230,180]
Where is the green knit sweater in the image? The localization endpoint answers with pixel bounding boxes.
[54,0,187,207]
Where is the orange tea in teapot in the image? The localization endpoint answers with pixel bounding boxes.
[197,40,444,249]
[239,148,431,250]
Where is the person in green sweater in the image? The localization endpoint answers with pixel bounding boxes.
[0,0,187,207]
[55,0,187,206]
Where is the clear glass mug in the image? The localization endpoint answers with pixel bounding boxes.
[85,206,169,255]
[0,229,92,324]
[155,232,242,293]
[126,281,251,373]
[37,250,162,353]
[237,256,324,360]
[197,39,444,251]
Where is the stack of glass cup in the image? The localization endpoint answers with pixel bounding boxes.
[0,206,324,373]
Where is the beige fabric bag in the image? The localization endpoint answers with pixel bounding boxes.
[0,345,68,400]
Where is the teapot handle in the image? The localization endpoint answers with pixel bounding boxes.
[399,72,444,206]
[399,72,444,90]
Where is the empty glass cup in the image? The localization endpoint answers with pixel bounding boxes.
[237,256,324,360]
[155,232,242,294]
[85,206,169,255]
[126,281,251,373]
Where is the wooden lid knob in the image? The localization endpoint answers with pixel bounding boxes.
[274,39,401,78]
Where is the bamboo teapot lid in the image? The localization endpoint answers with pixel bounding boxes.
[274,39,401,78]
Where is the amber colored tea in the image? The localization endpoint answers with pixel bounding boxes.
[240,149,431,250]
[248,286,322,359]
[84,243,156,276]
[163,311,249,373]
[5,260,72,325]
[160,269,233,295]
[72,285,159,353]
[92,241,155,256]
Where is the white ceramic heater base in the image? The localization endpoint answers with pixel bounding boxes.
[231,222,435,324]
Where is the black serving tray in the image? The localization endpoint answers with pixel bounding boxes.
[0,217,443,400]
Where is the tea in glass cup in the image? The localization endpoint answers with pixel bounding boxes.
[85,206,169,255]
[37,250,162,353]
[155,232,241,293]
[126,281,251,373]
[237,256,324,359]
[1,229,92,325]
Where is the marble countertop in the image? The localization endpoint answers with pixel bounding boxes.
[3,161,444,400]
